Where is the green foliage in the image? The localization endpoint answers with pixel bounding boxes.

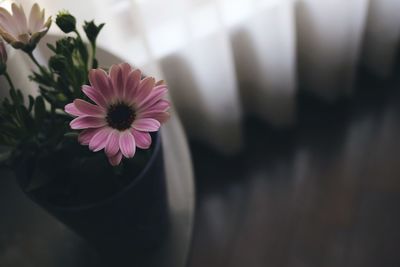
[32,36,88,109]
[0,13,105,173]
[0,88,42,163]
[30,17,105,110]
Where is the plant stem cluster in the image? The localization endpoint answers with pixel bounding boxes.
[0,11,105,168]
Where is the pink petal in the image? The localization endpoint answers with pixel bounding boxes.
[120,63,132,75]
[132,118,160,132]
[120,63,134,97]
[74,99,105,117]
[139,111,170,124]
[137,100,170,119]
[137,85,168,111]
[108,151,123,166]
[140,99,170,113]
[89,127,112,152]
[135,77,155,104]
[105,130,120,157]
[70,116,106,130]
[82,85,107,108]
[78,128,99,145]
[65,102,84,116]
[125,69,142,102]
[154,112,170,123]
[151,99,170,112]
[120,63,132,81]
[89,69,114,100]
[109,64,124,98]
[119,130,136,158]
[131,129,152,149]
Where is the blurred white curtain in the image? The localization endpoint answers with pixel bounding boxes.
[4,0,400,153]
[362,0,400,78]
[296,0,369,100]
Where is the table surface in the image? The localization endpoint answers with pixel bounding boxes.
[187,71,400,267]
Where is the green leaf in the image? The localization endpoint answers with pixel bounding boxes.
[28,95,35,112]
[16,90,24,104]
[34,96,46,124]
[16,105,34,130]
[1,122,21,140]
[64,132,78,139]
[30,72,53,86]
[46,43,56,52]
[9,88,19,104]
[2,98,12,111]
[40,91,56,106]
[49,55,67,73]
[0,146,12,163]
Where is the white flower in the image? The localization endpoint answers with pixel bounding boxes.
[0,3,51,51]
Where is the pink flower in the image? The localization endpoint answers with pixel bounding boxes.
[65,63,170,166]
[0,3,51,50]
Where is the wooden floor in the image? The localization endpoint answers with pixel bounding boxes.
[187,72,400,267]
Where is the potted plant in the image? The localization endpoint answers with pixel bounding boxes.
[0,2,171,265]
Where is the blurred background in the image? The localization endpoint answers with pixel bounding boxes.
[1,0,400,266]
[3,0,398,153]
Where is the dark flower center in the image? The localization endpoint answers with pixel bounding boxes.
[106,103,136,131]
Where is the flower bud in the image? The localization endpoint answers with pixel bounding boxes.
[56,11,76,33]
[83,20,105,44]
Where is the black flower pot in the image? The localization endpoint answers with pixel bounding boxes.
[16,132,168,266]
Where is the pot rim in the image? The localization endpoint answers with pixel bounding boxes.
[29,130,163,211]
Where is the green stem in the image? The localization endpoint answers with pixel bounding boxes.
[74,29,82,40]
[74,29,90,73]
[91,42,96,69]
[4,71,15,90]
[27,51,46,73]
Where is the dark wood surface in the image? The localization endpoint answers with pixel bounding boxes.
[187,71,400,267]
